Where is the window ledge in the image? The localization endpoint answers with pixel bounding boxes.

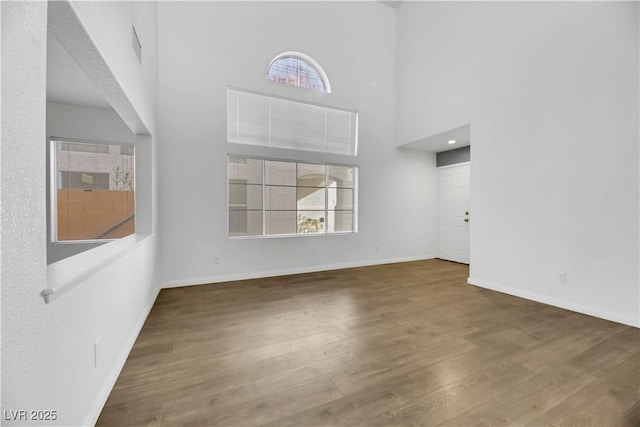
[51,239,116,245]
[229,231,357,240]
[44,233,154,303]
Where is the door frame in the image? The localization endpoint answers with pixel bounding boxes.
[436,161,471,264]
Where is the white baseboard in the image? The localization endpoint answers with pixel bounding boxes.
[84,285,161,427]
[161,255,436,288]
[467,276,640,328]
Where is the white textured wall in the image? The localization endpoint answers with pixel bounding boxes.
[158,1,437,287]
[397,1,640,326]
[1,2,160,426]
[69,1,158,134]
[1,0,49,422]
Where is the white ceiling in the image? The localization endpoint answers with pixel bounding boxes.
[46,32,111,109]
[397,124,471,153]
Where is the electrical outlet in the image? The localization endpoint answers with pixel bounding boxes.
[558,273,567,284]
[93,338,101,368]
[214,257,220,265]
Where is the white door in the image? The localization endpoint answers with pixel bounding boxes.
[438,163,470,264]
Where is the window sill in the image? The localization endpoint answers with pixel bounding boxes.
[229,231,357,240]
[44,233,154,303]
[51,239,116,245]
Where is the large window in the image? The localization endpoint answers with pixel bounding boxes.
[228,156,356,237]
[51,139,135,242]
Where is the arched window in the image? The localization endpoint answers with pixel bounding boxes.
[267,52,331,93]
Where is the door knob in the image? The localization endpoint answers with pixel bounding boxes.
[464,218,469,222]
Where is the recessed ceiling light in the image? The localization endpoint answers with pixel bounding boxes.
[448,140,456,144]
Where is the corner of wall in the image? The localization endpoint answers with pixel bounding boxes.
[467,277,640,328]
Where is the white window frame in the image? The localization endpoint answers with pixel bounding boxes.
[267,51,331,93]
[228,155,358,238]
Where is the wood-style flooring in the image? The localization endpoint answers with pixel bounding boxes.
[97,259,640,426]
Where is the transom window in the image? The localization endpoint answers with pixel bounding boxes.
[51,139,135,242]
[228,156,356,237]
[267,52,331,93]
[227,88,357,156]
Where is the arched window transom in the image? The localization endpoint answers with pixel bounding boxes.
[267,52,331,93]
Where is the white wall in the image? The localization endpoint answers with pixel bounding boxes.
[397,1,639,326]
[69,1,158,134]
[1,1,48,423]
[1,2,160,426]
[157,1,437,286]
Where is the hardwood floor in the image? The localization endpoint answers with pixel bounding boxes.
[97,259,640,427]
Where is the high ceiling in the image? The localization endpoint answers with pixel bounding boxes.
[397,124,471,153]
[47,2,400,109]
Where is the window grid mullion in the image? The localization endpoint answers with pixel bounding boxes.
[228,156,356,237]
[258,183,351,190]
